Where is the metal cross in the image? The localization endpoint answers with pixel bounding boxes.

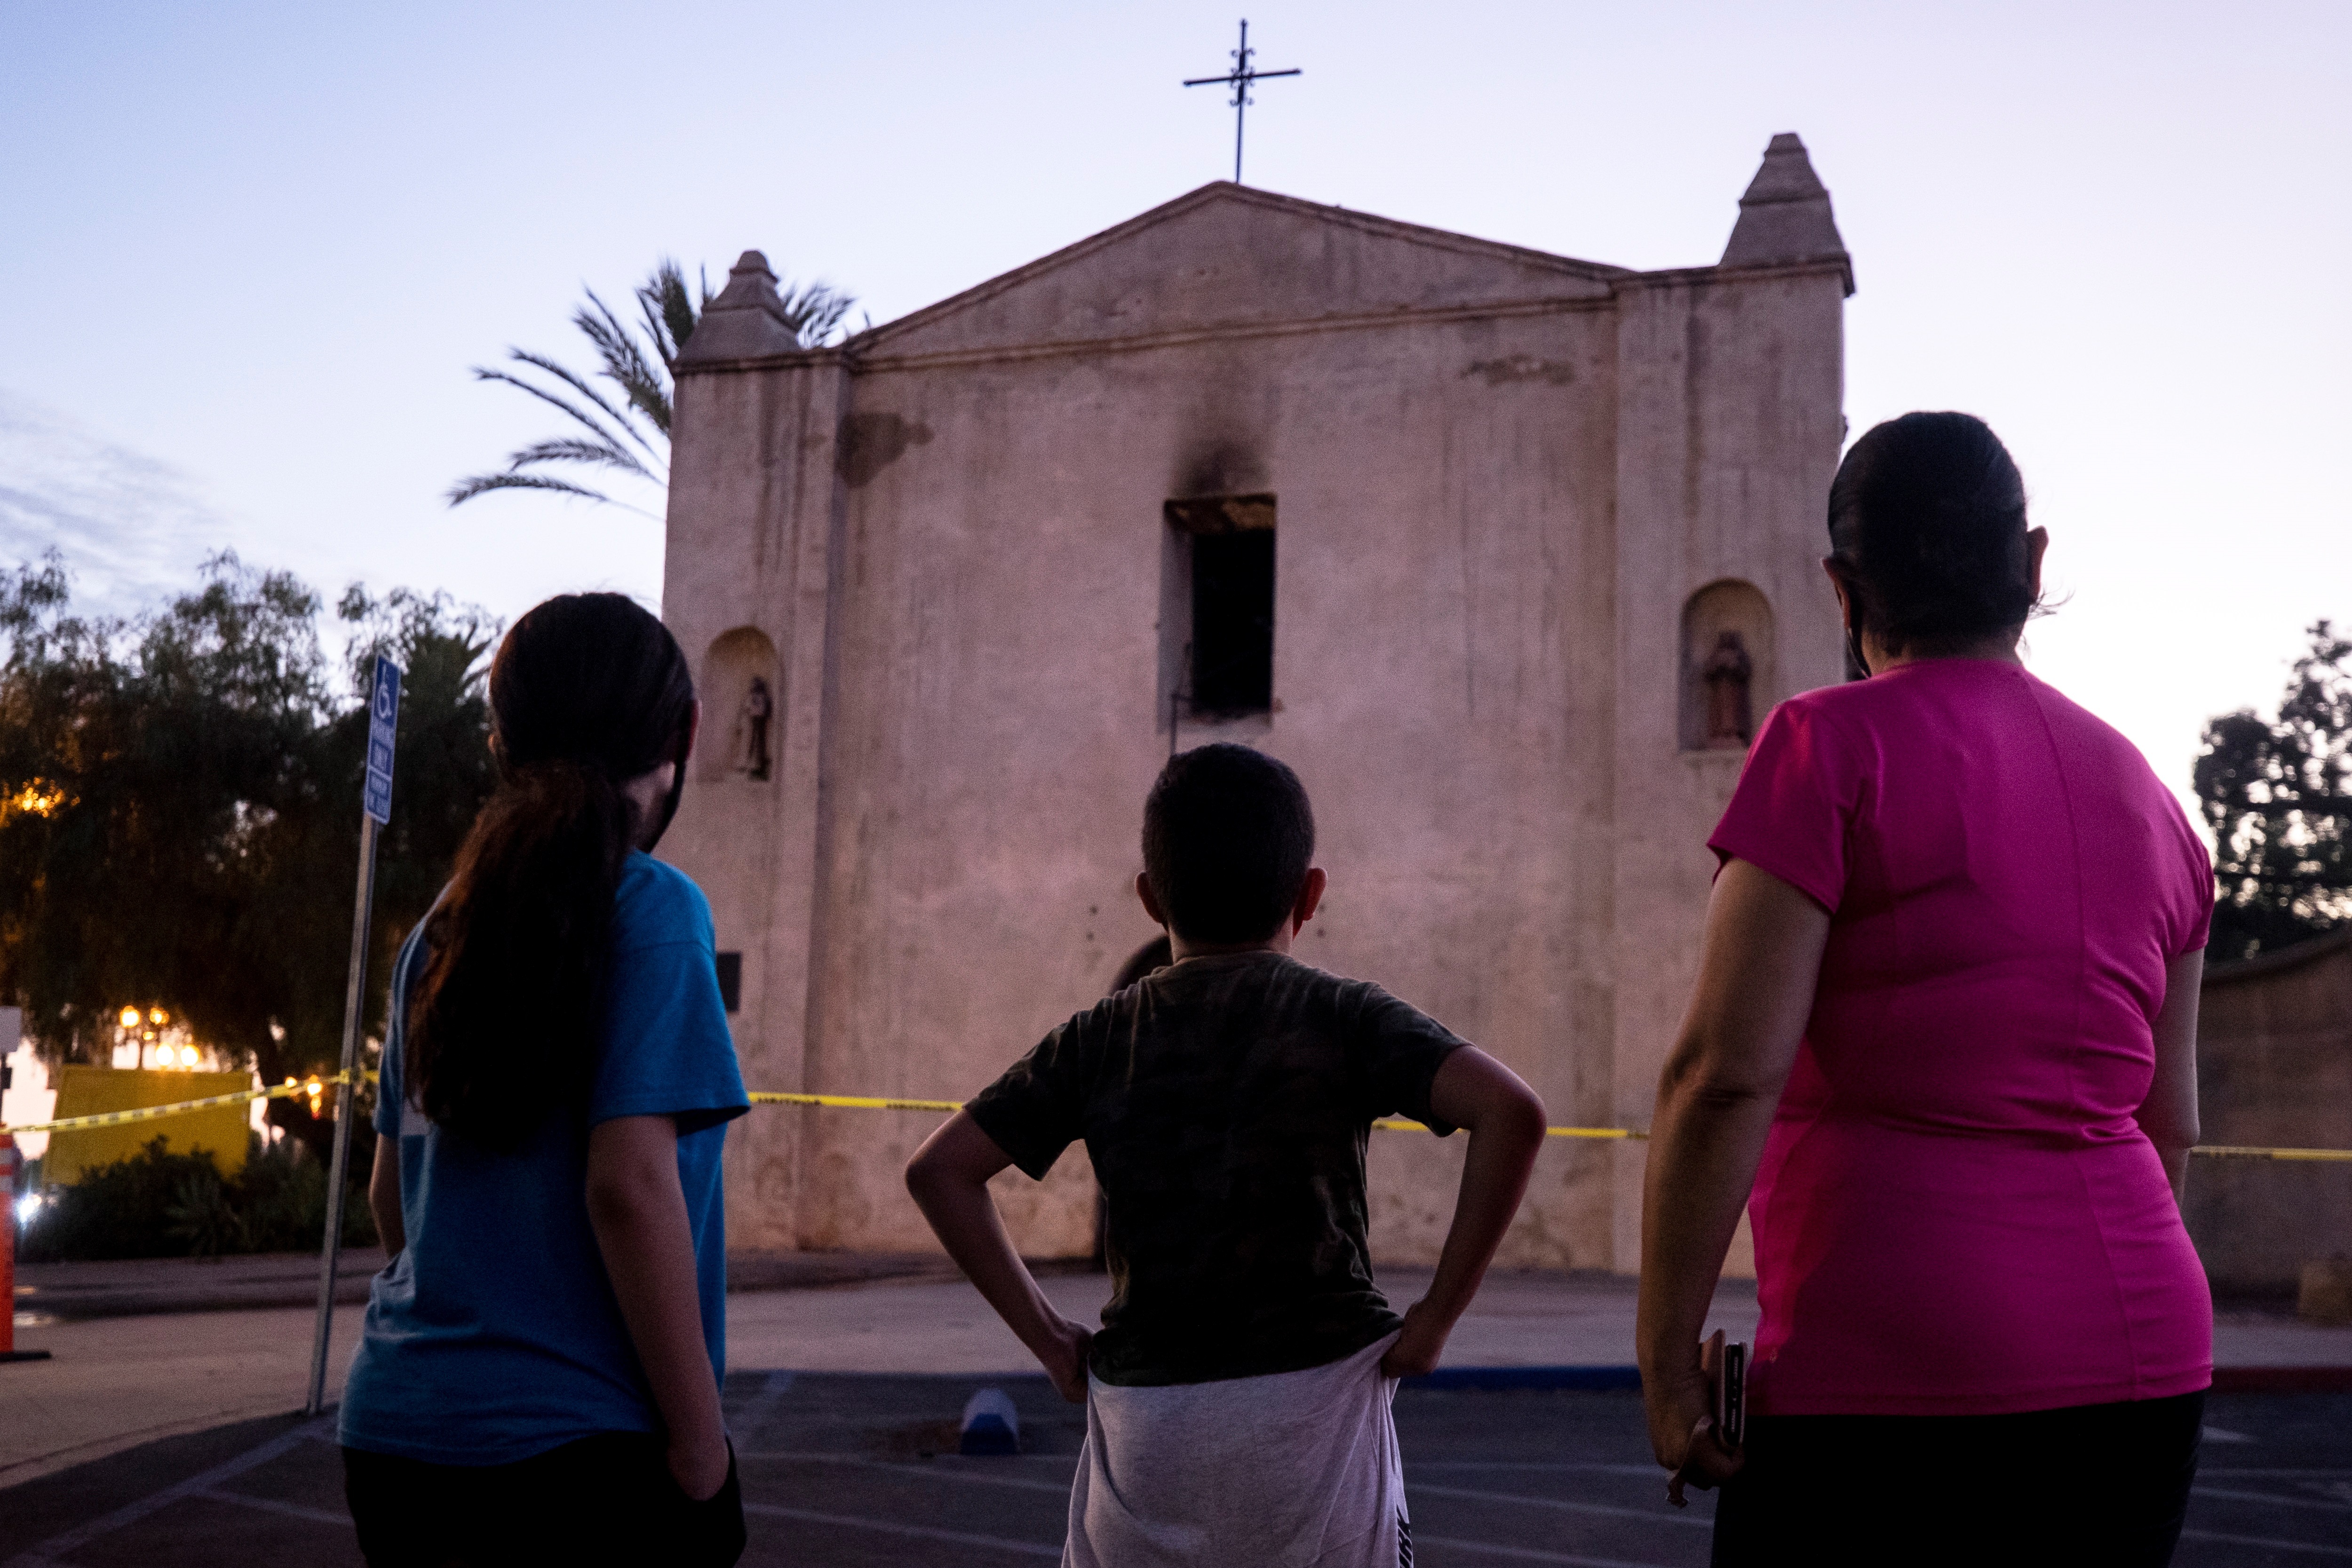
[1184,19,1300,185]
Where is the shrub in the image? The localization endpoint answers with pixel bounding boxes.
[20,1134,376,1262]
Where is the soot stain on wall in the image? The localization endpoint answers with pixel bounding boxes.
[837,413,934,488]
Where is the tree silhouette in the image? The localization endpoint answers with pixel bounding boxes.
[2195,621,2352,962]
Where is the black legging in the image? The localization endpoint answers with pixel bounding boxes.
[1712,1389,2204,1567]
[344,1433,745,1567]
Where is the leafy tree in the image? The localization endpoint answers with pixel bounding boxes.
[2195,621,2352,962]
[448,257,855,513]
[0,552,331,1065]
[0,554,499,1156]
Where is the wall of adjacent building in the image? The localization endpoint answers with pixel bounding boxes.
[2189,933,2352,1295]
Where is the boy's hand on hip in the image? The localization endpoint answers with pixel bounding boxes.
[1037,1315,1094,1403]
[1379,1298,1451,1379]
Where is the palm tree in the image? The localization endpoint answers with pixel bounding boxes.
[449,259,855,514]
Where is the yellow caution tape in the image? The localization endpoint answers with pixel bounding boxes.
[6,1076,2347,1163]
[0,1072,360,1138]
[1377,1118,1644,1141]
[2185,1144,2352,1163]
[749,1090,966,1114]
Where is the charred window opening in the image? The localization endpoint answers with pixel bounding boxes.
[1165,494,1275,719]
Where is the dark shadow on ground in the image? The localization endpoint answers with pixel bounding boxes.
[0,1381,2343,1566]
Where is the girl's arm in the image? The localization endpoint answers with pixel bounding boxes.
[367,1137,405,1258]
[1637,857,1829,1488]
[2137,947,2205,1203]
[587,1114,730,1499]
[1381,1047,1547,1377]
[906,1111,1094,1401]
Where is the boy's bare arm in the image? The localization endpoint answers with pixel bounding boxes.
[1382,1048,1547,1378]
[906,1111,1096,1401]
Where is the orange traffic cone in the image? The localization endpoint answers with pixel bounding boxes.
[2,1134,54,1364]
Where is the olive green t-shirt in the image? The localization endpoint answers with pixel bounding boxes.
[966,949,1467,1387]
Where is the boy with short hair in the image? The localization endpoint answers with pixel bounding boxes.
[907,743,1548,1568]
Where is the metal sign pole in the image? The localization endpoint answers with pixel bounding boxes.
[306,656,400,1417]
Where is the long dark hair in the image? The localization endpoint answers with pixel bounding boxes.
[406,594,695,1147]
[1827,411,2039,663]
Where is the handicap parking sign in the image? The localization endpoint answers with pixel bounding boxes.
[364,656,402,824]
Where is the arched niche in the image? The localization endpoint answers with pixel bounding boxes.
[699,627,780,782]
[1679,581,1774,752]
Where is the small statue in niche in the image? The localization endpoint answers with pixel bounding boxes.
[1701,631,1755,748]
[734,677,773,780]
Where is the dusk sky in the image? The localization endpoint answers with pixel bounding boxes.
[3,0,2346,813]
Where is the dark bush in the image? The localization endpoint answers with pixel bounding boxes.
[20,1134,375,1262]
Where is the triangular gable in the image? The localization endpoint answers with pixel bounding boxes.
[856,183,1625,362]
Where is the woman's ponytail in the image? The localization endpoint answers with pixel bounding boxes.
[406,595,694,1149]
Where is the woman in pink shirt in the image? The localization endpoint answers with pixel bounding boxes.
[1637,413,2211,1565]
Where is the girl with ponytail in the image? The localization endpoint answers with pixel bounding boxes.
[338,594,749,1566]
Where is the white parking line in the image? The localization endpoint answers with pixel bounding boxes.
[1408,1481,1710,1530]
[739,1451,1072,1496]
[194,1488,353,1528]
[1411,1536,1677,1568]
[0,1416,334,1568]
[1410,1461,1663,1478]
[2178,1527,2352,1558]
[743,1502,1061,1558]
[2193,1483,2352,1513]
[731,1369,797,1436]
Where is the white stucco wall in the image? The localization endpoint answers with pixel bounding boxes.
[662,169,1848,1272]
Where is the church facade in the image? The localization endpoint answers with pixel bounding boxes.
[661,134,1852,1271]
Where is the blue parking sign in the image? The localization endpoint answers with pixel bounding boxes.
[364,656,402,824]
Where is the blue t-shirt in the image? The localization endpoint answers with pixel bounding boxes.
[338,852,749,1465]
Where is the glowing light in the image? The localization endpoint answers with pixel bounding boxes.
[5,781,66,820]
[149,1008,167,1027]
[180,1045,200,1068]
[13,1194,39,1226]
[119,1006,141,1029]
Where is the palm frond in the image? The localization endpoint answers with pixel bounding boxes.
[575,290,673,437]
[502,350,662,458]
[443,472,662,522]
[636,259,701,369]
[505,437,655,479]
[446,472,616,506]
[467,365,646,464]
[451,254,848,518]
[779,279,856,348]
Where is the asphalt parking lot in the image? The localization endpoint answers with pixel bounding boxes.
[0,1373,2345,1567]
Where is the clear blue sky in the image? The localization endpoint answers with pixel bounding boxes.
[3,0,2346,807]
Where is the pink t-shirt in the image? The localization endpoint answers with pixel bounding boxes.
[1709,659,2214,1417]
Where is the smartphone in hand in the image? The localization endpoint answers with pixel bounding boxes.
[1715,1338,1746,1449]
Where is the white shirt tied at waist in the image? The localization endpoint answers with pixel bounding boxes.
[1064,1331,1408,1568]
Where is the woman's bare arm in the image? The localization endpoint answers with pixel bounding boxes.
[2138,948,2204,1203]
[367,1137,405,1258]
[587,1114,730,1500]
[1382,1048,1547,1377]
[1637,858,1831,1486]
[906,1112,1094,1401]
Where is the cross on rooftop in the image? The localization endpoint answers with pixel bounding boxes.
[1183,19,1300,185]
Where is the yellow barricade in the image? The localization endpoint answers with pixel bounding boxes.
[41,1067,258,1182]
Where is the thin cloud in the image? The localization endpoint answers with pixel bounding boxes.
[0,390,232,616]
